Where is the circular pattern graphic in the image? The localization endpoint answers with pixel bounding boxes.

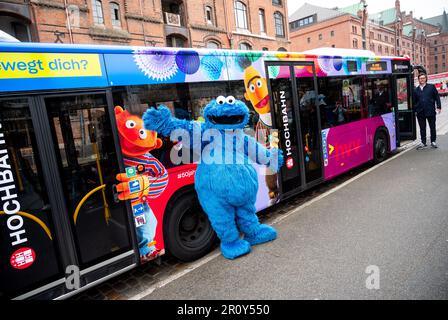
[333,56,343,72]
[268,66,280,78]
[133,49,178,81]
[175,51,201,75]
[318,56,333,73]
[201,55,224,80]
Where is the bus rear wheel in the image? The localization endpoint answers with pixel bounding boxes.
[374,131,388,163]
[164,192,217,262]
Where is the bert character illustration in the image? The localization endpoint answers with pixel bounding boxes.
[244,65,280,204]
[115,106,169,263]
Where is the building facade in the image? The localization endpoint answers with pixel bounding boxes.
[289,1,432,72]
[0,0,290,51]
[422,11,448,74]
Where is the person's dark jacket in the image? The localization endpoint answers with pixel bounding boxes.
[371,91,389,114]
[413,84,442,117]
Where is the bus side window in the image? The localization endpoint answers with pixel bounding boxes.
[366,76,392,117]
[318,77,365,128]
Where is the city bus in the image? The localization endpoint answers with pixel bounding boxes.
[0,43,416,299]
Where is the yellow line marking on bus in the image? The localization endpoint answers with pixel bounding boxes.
[0,211,52,240]
[73,184,106,225]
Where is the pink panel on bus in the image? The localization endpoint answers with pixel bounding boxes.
[322,116,392,180]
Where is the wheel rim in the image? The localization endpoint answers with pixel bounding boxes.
[376,136,387,160]
[177,206,214,250]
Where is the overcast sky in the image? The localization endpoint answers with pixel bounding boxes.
[288,0,447,20]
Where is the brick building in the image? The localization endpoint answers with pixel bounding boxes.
[0,0,290,51]
[289,1,432,72]
[421,10,448,74]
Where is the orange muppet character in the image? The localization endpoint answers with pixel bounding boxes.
[115,106,168,263]
[243,66,280,203]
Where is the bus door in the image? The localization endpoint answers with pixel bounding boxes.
[393,74,416,142]
[0,97,64,299]
[266,62,324,197]
[41,92,136,293]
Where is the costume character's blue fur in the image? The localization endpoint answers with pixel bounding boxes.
[143,96,284,259]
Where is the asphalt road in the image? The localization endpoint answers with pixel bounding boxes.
[140,116,448,300]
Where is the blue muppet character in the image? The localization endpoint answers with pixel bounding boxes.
[143,96,284,259]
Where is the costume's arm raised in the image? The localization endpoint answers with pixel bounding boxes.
[143,105,198,137]
[244,135,284,173]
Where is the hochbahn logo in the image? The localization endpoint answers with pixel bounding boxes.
[0,122,33,269]
[280,90,294,169]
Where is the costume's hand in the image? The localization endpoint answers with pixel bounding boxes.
[269,132,280,149]
[437,108,442,114]
[269,148,284,173]
[142,105,172,133]
[116,173,151,201]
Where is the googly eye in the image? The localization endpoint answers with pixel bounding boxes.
[216,96,226,105]
[226,96,236,105]
[139,129,147,139]
[249,84,256,93]
[126,120,136,129]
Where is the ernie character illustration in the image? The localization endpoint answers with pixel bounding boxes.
[114,106,169,263]
[243,65,280,204]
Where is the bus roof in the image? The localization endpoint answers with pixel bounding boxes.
[0,42,410,60]
[0,42,411,93]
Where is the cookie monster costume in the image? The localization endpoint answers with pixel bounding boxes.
[143,96,284,260]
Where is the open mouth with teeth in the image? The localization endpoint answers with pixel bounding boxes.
[207,115,245,125]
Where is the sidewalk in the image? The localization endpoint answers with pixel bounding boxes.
[140,134,448,300]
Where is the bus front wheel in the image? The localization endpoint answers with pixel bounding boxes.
[373,130,388,164]
[164,192,217,262]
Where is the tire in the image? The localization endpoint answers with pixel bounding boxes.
[163,192,217,262]
[373,130,388,164]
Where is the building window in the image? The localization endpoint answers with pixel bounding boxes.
[234,1,248,30]
[378,45,382,54]
[370,31,374,38]
[352,26,357,34]
[274,12,285,37]
[307,37,311,43]
[385,36,388,42]
[353,38,358,48]
[110,2,121,27]
[332,44,336,48]
[292,15,314,29]
[272,0,282,5]
[278,47,287,52]
[205,6,214,25]
[319,34,322,40]
[206,40,220,49]
[377,33,382,41]
[167,35,186,48]
[239,42,252,50]
[331,30,335,37]
[92,0,104,24]
[259,9,266,34]
[262,47,269,51]
[385,47,389,54]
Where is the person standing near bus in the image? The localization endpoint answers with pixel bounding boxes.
[413,73,442,149]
